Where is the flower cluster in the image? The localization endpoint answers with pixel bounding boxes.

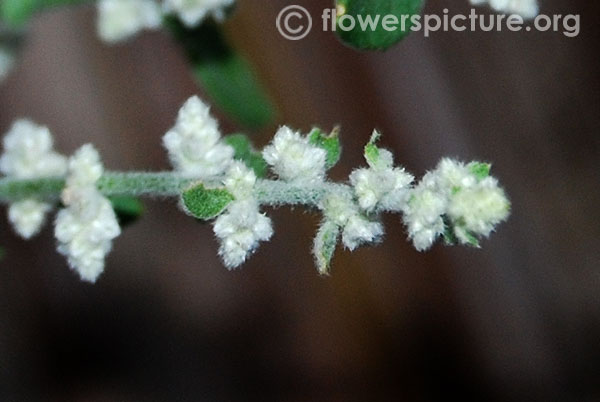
[55,145,121,283]
[402,158,510,251]
[0,122,121,283]
[164,96,272,269]
[469,0,540,19]
[163,96,234,179]
[349,131,414,213]
[0,95,510,282]
[262,126,327,185]
[213,162,273,269]
[97,0,235,42]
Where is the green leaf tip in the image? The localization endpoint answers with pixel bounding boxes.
[364,130,382,166]
[468,162,492,181]
[309,127,342,169]
[313,221,341,275]
[224,134,268,178]
[181,183,234,220]
[443,217,481,248]
[335,0,426,50]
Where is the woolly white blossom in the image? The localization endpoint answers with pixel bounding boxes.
[163,0,235,27]
[320,192,383,251]
[0,120,67,179]
[0,46,15,82]
[0,120,68,238]
[213,162,273,269]
[8,200,52,239]
[402,173,447,252]
[470,0,539,19]
[55,145,121,283]
[403,158,510,251]
[350,134,413,212]
[263,126,327,184]
[447,176,510,243]
[223,160,255,199]
[163,96,234,179]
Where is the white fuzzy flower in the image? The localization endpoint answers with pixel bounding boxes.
[223,160,256,199]
[97,0,163,43]
[1,120,68,238]
[470,0,539,19]
[263,126,327,184]
[1,120,67,179]
[402,173,447,251]
[8,200,52,239]
[55,145,121,283]
[432,158,478,192]
[213,199,273,269]
[163,0,235,27]
[163,96,234,179]
[403,159,510,250]
[447,176,510,242]
[0,46,15,82]
[350,148,413,212]
[342,214,384,251]
[320,192,383,251]
[213,162,272,269]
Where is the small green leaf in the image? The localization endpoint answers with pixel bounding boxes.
[453,224,481,248]
[308,127,341,169]
[313,220,340,275]
[109,196,144,227]
[364,130,381,166]
[335,0,426,50]
[166,18,275,129]
[224,134,268,178]
[468,162,492,181]
[181,183,234,220]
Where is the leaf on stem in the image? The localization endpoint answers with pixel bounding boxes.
[313,220,341,275]
[181,183,234,220]
[309,127,341,169]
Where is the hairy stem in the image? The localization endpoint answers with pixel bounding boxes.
[0,173,353,208]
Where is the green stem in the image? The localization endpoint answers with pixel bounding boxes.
[0,173,353,208]
[0,172,191,203]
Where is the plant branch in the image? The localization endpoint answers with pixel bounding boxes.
[0,173,354,210]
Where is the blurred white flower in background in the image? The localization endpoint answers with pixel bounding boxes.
[97,0,163,43]
[163,0,235,27]
[470,0,539,19]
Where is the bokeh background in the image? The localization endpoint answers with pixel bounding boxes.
[1,0,599,400]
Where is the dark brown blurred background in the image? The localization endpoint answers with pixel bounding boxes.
[1,0,599,401]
